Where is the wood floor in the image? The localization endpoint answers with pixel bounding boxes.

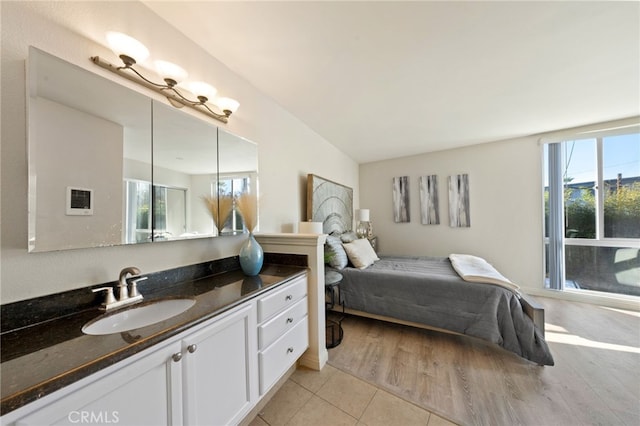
[328,296,640,426]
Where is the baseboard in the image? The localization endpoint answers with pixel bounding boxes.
[298,346,328,371]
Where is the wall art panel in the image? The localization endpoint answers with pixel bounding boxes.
[392,176,410,223]
[419,175,440,225]
[307,174,353,234]
[448,174,470,227]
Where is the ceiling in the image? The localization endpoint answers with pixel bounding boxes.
[144,1,640,164]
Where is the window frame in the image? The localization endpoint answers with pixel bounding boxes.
[541,118,640,294]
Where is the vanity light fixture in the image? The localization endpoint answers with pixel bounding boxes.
[91,31,239,123]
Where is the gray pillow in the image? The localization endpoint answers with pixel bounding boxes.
[325,235,348,269]
[340,231,358,243]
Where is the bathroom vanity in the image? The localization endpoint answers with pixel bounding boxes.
[0,258,308,425]
[4,47,327,425]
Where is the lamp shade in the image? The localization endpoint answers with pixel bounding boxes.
[216,97,240,114]
[298,221,324,234]
[185,81,217,100]
[154,60,188,84]
[356,209,370,222]
[106,32,149,64]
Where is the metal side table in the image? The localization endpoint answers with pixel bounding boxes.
[324,269,344,348]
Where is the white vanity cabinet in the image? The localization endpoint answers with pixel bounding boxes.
[257,275,309,395]
[9,303,256,426]
[13,340,183,426]
[180,303,257,426]
[4,272,308,426]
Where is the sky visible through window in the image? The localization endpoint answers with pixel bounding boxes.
[544,133,640,186]
[568,134,639,183]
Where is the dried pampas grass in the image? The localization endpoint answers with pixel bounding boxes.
[218,195,234,227]
[202,194,234,230]
[236,192,258,233]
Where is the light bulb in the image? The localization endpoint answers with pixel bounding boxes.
[185,81,217,102]
[154,60,188,87]
[216,97,240,115]
[106,32,149,66]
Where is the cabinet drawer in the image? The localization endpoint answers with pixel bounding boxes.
[258,316,309,395]
[258,297,307,350]
[257,276,307,322]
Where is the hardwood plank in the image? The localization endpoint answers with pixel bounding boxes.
[328,297,640,426]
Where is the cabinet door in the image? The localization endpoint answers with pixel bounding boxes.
[15,341,183,426]
[182,303,257,426]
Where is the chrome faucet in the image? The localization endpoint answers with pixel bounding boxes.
[93,266,147,311]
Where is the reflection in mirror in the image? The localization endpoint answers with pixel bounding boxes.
[28,48,257,250]
[124,180,151,243]
[28,47,152,252]
[217,129,259,235]
[152,101,218,240]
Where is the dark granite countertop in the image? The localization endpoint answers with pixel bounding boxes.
[0,260,307,416]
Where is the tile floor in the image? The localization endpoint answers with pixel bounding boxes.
[248,365,458,426]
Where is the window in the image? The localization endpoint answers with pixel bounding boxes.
[218,175,253,234]
[544,125,640,297]
[153,186,187,240]
[603,134,640,239]
[125,180,187,242]
[125,180,151,243]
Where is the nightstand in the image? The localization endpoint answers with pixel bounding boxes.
[368,236,378,253]
[324,268,344,348]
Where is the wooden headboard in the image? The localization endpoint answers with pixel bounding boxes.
[306,174,353,234]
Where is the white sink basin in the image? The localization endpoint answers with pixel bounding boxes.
[82,298,195,335]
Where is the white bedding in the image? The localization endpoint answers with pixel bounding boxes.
[449,254,520,293]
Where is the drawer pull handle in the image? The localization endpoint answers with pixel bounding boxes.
[172,352,183,362]
[285,295,293,301]
[286,317,294,323]
[287,347,294,354]
[187,344,198,353]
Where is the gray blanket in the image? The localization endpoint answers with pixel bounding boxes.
[336,256,554,366]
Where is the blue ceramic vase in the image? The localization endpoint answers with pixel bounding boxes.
[239,233,264,276]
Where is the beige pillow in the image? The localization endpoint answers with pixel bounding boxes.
[343,238,379,269]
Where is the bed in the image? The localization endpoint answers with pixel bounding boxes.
[307,173,554,366]
[330,254,554,365]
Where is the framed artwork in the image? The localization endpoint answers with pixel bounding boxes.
[392,176,410,223]
[419,175,439,225]
[306,174,353,234]
[448,174,470,227]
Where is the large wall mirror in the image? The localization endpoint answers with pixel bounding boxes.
[27,47,257,252]
[218,129,259,235]
[152,101,218,241]
[28,47,152,251]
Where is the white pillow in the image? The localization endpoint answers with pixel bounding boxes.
[343,238,380,269]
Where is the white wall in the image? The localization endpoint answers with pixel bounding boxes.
[1,1,358,303]
[31,97,124,251]
[360,136,545,291]
[189,174,217,237]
